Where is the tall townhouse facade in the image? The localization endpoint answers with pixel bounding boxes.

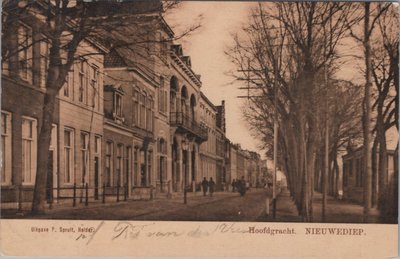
[58,43,105,201]
[100,14,209,196]
[246,151,262,187]
[100,12,173,198]
[226,142,238,188]
[103,53,158,198]
[1,10,59,204]
[225,142,263,188]
[168,44,207,193]
[199,93,227,190]
[215,101,227,190]
[1,4,105,205]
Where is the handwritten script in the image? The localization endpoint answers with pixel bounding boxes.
[72,221,249,244]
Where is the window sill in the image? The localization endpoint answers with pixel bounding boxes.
[21,183,35,187]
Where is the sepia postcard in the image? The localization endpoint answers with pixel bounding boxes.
[0,0,398,258]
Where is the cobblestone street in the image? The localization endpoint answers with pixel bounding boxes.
[2,189,271,221]
[1,188,382,223]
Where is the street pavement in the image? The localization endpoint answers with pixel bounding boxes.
[2,189,277,221]
[311,192,381,223]
[1,188,383,223]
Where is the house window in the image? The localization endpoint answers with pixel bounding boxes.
[343,162,348,187]
[1,112,12,185]
[356,158,363,187]
[78,60,87,103]
[95,135,101,155]
[90,66,99,109]
[64,65,74,98]
[133,89,139,126]
[140,93,146,129]
[114,91,123,118]
[157,139,167,184]
[146,97,153,131]
[2,12,9,76]
[116,144,123,186]
[148,151,152,185]
[158,138,167,155]
[18,24,33,82]
[160,36,168,63]
[133,147,138,186]
[105,141,113,187]
[64,129,74,184]
[22,117,37,184]
[40,38,50,88]
[158,76,167,114]
[125,146,132,187]
[80,132,89,184]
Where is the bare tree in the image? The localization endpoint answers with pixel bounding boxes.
[370,4,398,221]
[226,2,358,221]
[345,2,394,222]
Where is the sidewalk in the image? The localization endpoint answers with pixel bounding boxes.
[1,190,242,219]
[258,188,302,222]
[311,192,381,223]
[259,189,381,223]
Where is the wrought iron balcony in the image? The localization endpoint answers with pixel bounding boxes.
[170,112,208,142]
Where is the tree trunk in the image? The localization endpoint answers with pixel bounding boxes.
[363,2,373,223]
[371,138,379,208]
[31,87,58,214]
[377,120,387,210]
[332,155,339,198]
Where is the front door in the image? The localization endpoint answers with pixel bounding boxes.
[46,151,53,203]
[94,157,99,200]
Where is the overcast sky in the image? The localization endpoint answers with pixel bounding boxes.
[166,1,262,153]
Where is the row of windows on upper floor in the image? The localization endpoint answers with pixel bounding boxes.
[63,59,102,111]
[2,23,48,88]
[108,87,155,132]
[2,23,103,111]
[2,23,220,133]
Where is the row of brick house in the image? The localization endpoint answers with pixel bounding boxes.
[1,1,263,207]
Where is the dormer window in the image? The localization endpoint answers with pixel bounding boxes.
[78,60,87,103]
[113,87,124,119]
[18,23,33,83]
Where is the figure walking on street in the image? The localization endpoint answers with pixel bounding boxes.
[201,177,209,196]
[231,179,236,192]
[209,177,215,197]
[239,176,246,197]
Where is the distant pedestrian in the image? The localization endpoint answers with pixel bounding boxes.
[239,176,246,197]
[231,179,236,192]
[201,177,209,196]
[209,177,215,197]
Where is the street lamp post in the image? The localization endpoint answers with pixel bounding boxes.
[182,138,189,204]
[272,54,278,220]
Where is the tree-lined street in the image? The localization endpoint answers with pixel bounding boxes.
[0,1,397,223]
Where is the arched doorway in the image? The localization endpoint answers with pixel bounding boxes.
[171,137,179,192]
[191,146,196,182]
[159,138,167,192]
[170,76,178,114]
[190,94,196,121]
[181,86,188,116]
